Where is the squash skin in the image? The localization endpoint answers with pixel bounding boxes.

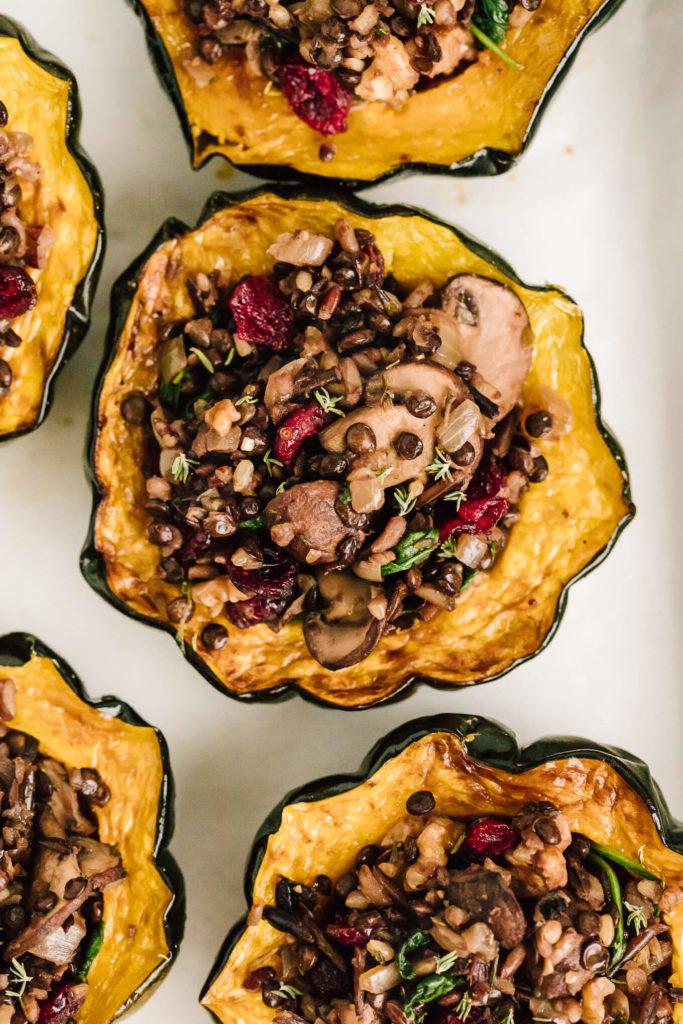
[201,714,683,1024]
[0,631,185,1022]
[127,0,627,186]
[81,186,634,709]
[0,17,104,442]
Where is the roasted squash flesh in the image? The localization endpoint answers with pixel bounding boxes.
[202,722,683,1024]
[85,190,632,707]
[0,22,102,440]
[0,634,182,1022]
[131,0,620,182]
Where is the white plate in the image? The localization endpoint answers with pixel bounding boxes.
[0,0,681,1020]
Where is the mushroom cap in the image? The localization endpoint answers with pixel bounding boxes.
[303,614,384,671]
[320,361,475,492]
[303,570,385,670]
[265,480,362,564]
[437,274,534,419]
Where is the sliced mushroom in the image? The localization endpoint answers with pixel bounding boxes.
[264,357,307,424]
[303,612,384,671]
[320,361,478,491]
[447,867,526,949]
[303,570,383,670]
[436,274,533,419]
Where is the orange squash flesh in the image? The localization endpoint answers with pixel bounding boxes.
[87,190,633,707]
[0,641,181,1022]
[202,728,683,1024]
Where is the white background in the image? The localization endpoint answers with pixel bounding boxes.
[0,0,681,1020]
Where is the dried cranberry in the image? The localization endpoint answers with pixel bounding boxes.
[38,984,85,1024]
[441,1008,485,1024]
[359,239,385,287]
[468,452,506,499]
[243,966,276,991]
[229,276,296,352]
[177,530,212,565]
[0,265,37,320]
[326,923,372,947]
[279,59,351,136]
[438,496,508,542]
[458,818,518,861]
[274,401,329,470]
[225,548,297,601]
[226,594,288,627]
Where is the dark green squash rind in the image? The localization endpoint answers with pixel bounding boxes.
[0,16,105,443]
[0,631,185,1017]
[200,713,683,1017]
[125,0,628,188]
[80,183,635,709]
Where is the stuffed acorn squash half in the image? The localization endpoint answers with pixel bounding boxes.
[83,188,633,708]
[0,17,104,442]
[0,633,183,1023]
[129,0,625,183]
[202,715,683,1024]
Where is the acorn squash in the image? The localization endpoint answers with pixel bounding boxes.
[82,187,633,708]
[0,631,184,1021]
[128,0,625,184]
[201,714,683,1024]
[0,17,104,442]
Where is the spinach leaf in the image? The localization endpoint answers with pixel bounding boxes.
[473,0,510,44]
[382,529,439,576]
[404,973,464,1022]
[78,921,105,980]
[237,515,265,531]
[159,368,187,411]
[396,929,430,979]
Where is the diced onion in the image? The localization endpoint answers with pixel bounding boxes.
[359,963,401,994]
[350,477,385,513]
[159,335,187,384]
[436,398,482,452]
[267,230,334,267]
[456,535,488,568]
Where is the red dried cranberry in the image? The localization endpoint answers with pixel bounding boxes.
[226,594,288,627]
[229,276,295,352]
[38,984,85,1024]
[441,1008,485,1024]
[438,496,508,542]
[0,265,37,320]
[279,59,351,136]
[225,549,297,601]
[458,818,518,861]
[274,401,329,470]
[243,967,276,991]
[359,239,385,287]
[326,923,372,947]
[177,530,212,565]
[468,452,506,499]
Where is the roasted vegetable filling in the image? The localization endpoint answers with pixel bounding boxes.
[0,101,52,400]
[183,0,540,145]
[247,796,681,1024]
[0,680,123,1024]
[125,219,569,670]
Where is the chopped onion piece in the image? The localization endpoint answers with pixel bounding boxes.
[359,962,401,993]
[456,535,488,568]
[267,230,334,267]
[159,335,187,384]
[436,399,482,452]
[350,477,385,513]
